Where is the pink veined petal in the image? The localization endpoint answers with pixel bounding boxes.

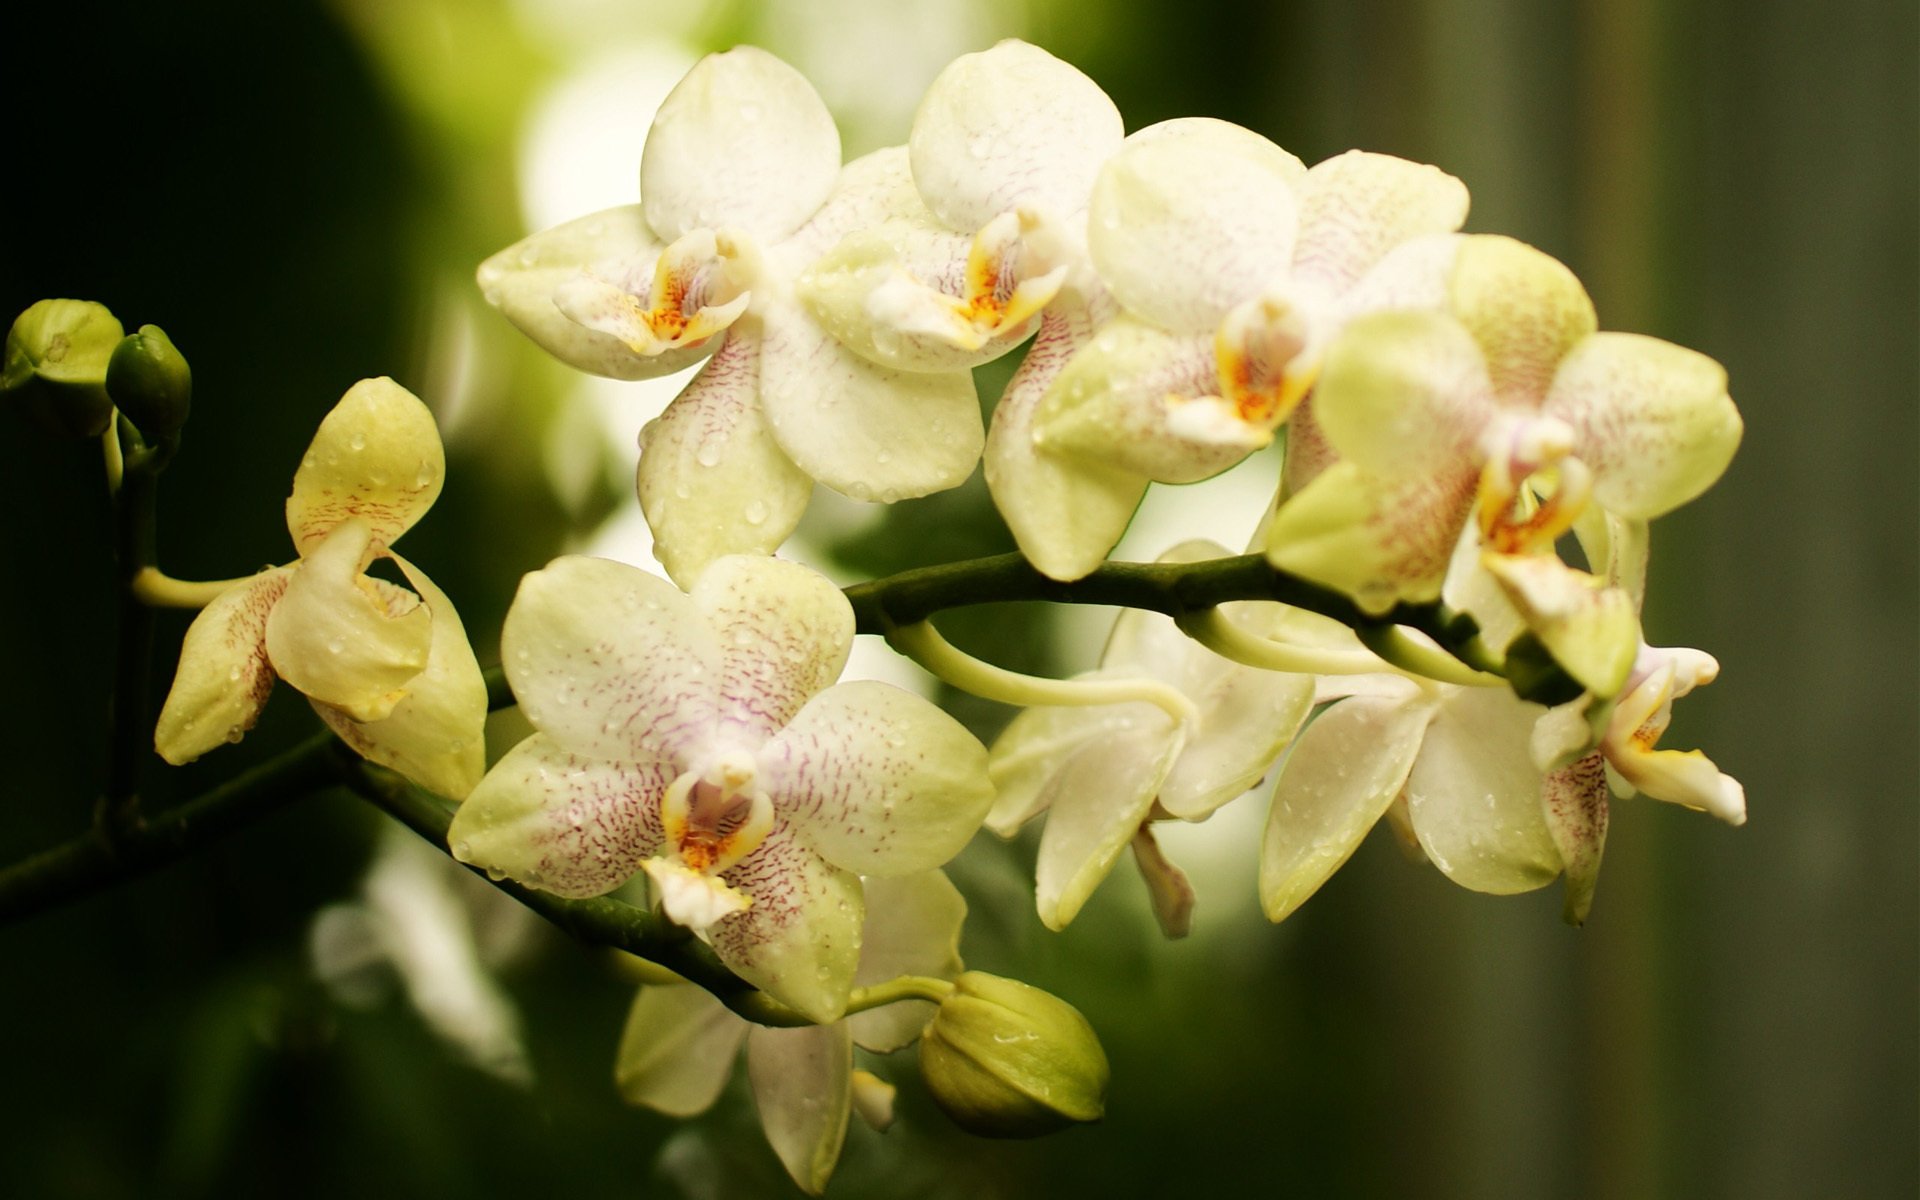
[636,327,815,589]
[775,146,925,268]
[1265,459,1481,613]
[1259,689,1434,923]
[747,1021,854,1196]
[266,520,433,723]
[755,299,983,502]
[710,824,864,1024]
[690,554,854,747]
[1280,396,1341,496]
[1542,751,1610,925]
[1447,235,1597,408]
[154,566,295,765]
[1404,687,1564,895]
[313,552,488,801]
[286,378,445,555]
[499,555,720,766]
[849,871,967,1054]
[908,39,1123,232]
[1310,309,1497,478]
[447,732,671,898]
[1544,331,1743,520]
[759,680,994,878]
[640,47,842,244]
[615,983,749,1117]
[1289,151,1470,297]
[983,301,1149,582]
[1034,721,1183,931]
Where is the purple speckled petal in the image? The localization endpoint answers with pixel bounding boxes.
[501,555,720,766]
[710,823,863,1024]
[690,555,854,748]
[1542,751,1609,925]
[759,681,993,878]
[447,733,669,898]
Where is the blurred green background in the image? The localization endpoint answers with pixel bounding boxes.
[2,0,1913,1196]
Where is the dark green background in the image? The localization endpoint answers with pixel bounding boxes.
[2,1,1913,1196]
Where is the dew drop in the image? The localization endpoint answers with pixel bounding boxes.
[696,444,722,468]
[585,219,605,238]
[452,839,472,858]
[875,449,893,465]
[227,665,243,682]
[326,636,346,654]
[518,246,538,267]
[486,867,509,882]
[744,499,769,526]
[349,432,367,451]
[968,134,992,159]
[224,725,244,744]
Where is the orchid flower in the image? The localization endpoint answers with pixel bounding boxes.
[445,553,992,1022]
[986,120,1471,581]
[153,378,487,800]
[796,39,1121,374]
[615,871,966,1195]
[1262,532,1743,925]
[1264,233,1744,614]
[478,48,985,586]
[987,541,1316,934]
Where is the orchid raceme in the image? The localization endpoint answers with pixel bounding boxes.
[1265,233,1744,614]
[615,871,966,1195]
[152,378,486,800]
[445,553,992,1022]
[988,541,1316,934]
[478,47,988,586]
[986,123,1472,581]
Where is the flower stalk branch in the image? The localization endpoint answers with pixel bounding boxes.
[100,417,178,839]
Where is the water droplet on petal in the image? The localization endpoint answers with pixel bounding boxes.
[326,637,346,655]
[744,499,768,526]
[696,444,722,468]
[349,432,367,452]
[968,134,992,159]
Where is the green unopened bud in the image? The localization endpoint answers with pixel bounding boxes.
[3,300,124,437]
[107,325,192,438]
[1504,630,1585,708]
[917,972,1109,1138]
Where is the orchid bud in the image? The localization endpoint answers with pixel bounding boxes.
[2,299,124,437]
[107,324,192,438]
[917,971,1109,1138]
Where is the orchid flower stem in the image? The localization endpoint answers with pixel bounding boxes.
[1356,626,1506,688]
[886,619,1199,726]
[1175,609,1398,677]
[101,419,124,494]
[131,566,255,609]
[99,417,176,840]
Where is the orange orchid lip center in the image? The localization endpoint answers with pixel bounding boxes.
[660,755,773,876]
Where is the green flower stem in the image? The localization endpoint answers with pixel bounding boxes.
[887,619,1199,723]
[100,419,178,838]
[844,551,1504,677]
[0,729,345,923]
[131,566,253,609]
[1357,626,1507,688]
[1176,609,1398,678]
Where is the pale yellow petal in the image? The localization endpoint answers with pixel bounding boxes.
[154,567,295,764]
[286,378,445,555]
[266,521,431,722]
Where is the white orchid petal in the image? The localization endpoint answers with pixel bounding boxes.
[1035,722,1181,931]
[1031,314,1257,482]
[909,39,1123,232]
[641,47,841,243]
[154,567,294,764]
[551,229,749,359]
[1088,118,1304,334]
[1404,688,1563,895]
[985,699,1111,834]
[777,146,926,266]
[286,378,445,555]
[747,1021,853,1196]
[849,871,966,1053]
[266,521,432,722]
[984,304,1149,582]
[1311,309,1496,477]
[636,329,814,589]
[761,681,993,877]
[756,300,983,502]
[1158,658,1315,820]
[710,825,863,1023]
[1547,331,1743,519]
[1291,151,1470,295]
[314,553,487,800]
[615,983,748,1117]
[1260,691,1433,922]
[447,733,671,898]
[500,555,719,764]
[479,206,714,380]
[689,555,854,745]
